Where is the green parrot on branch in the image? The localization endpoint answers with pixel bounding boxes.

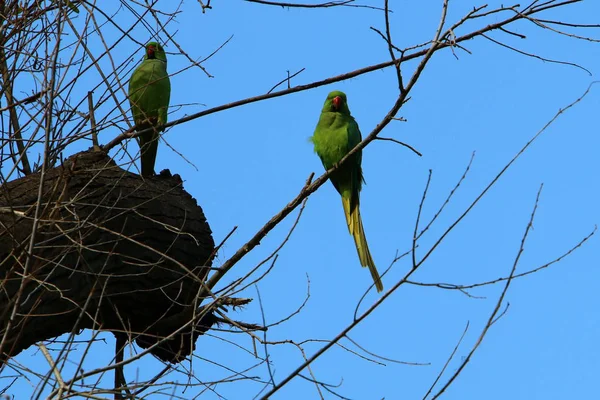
[311,91,383,292]
[128,42,171,176]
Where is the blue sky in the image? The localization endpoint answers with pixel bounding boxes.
[4,1,600,399]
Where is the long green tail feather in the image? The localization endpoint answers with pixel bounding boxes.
[342,196,383,292]
[137,124,159,177]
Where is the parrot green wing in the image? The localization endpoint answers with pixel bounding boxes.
[128,42,170,176]
[342,117,364,212]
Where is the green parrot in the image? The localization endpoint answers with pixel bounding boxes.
[311,90,383,292]
[128,42,171,176]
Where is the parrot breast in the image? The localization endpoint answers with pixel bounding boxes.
[313,112,353,170]
[128,59,170,128]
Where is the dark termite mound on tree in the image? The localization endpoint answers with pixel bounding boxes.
[0,150,216,363]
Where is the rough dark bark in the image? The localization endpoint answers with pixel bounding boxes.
[0,149,216,363]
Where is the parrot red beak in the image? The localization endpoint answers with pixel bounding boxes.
[332,96,342,110]
[147,46,156,58]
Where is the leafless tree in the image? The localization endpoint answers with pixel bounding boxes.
[0,0,597,398]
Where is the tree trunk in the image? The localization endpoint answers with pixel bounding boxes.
[0,149,216,363]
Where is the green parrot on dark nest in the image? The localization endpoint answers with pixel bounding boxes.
[128,42,171,176]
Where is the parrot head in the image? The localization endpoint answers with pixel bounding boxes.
[322,90,351,115]
[144,42,167,62]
